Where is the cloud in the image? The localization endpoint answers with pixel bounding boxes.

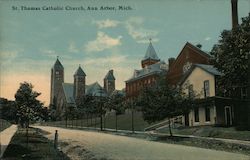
[83,55,127,65]
[84,32,122,53]
[68,41,79,53]
[94,19,120,29]
[0,50,18,59]
[41,49,57,56]
[92,17,159,44]
[205,37,211,41]
[125,17,159,43]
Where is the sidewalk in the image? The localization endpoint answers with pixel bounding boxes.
[148,131,250,147]
[0,125,17,158]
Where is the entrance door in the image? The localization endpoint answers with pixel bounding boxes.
[225,106,232,126]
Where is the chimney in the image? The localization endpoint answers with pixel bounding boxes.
[231,0,239,29]
[168,58,175,69]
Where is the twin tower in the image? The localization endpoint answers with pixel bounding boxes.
[50,57,115,106]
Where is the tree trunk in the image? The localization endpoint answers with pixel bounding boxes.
[65,115,68,127]
[100,114,103,131]
[91,114,93,126]
[115,112,118,132]
[81,117,83,128]
[86,115,89,126]
[94,116,97,128]
[104,116,106,130]
[168,117,173,137]
[132,108,134,133]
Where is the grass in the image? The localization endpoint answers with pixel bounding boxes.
[157,125,250,141]
[43,112,152,131]
[2,127,70,160]
[153,135,250,156]
[0,119,12,132]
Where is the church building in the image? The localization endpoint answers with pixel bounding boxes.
[50,58,117,117]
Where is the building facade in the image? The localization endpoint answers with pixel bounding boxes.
[50,58,64,107]
[50,58,119,118]
[166,42,211,85]
[104,70,116,96]
[179,64,235,127]
[125,40,168,99]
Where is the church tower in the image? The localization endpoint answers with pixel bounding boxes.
[73,65,86,102]
[141,39,160,68]
[104,69,115,96]
[50,57,64,107]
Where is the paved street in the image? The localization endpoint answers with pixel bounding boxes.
[0,125,17,158]
[35,126,250,160]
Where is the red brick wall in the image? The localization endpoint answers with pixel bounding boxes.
[126,75,158,98]
[167,42,211,85]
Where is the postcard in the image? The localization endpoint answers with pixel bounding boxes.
[0,0,250,159]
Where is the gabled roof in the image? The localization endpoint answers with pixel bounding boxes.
[178,64,222,85]
[126,61,168,83]
[62,82,107,104]
[166,42,212,85]
[142,41,160,61]
[195,64,222,76]
[74,66,86,76]
[53,58,64,70]
[104,70,115,80]
[62,83,75,104]
[86,82,107,97]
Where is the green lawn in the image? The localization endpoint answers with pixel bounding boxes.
[157,125,250,141]
[0,119,12,132]
[44,112,152,131]
[2,127,69,160]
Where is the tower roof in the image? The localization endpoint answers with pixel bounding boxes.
[53,58,64,70]
[142,40,160,61]
[74,66,86,76]
[104,69,115,80]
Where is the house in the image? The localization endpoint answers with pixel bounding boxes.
[125,40,168,99]
[166,42,211,85]
[179,64,235,127]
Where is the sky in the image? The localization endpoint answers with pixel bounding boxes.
[0,0,249,106]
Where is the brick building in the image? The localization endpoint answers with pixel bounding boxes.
[166,42,211,85]
[125,40,168,99]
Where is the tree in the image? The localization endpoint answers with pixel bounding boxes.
[96,95,108,131]
[137,81,194,136]
[15,82,44,127]
[77,95,95,126]
[123,98,140,133]
[107,93,125,131]
[210,13,250,97]
[0,98,17,123]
